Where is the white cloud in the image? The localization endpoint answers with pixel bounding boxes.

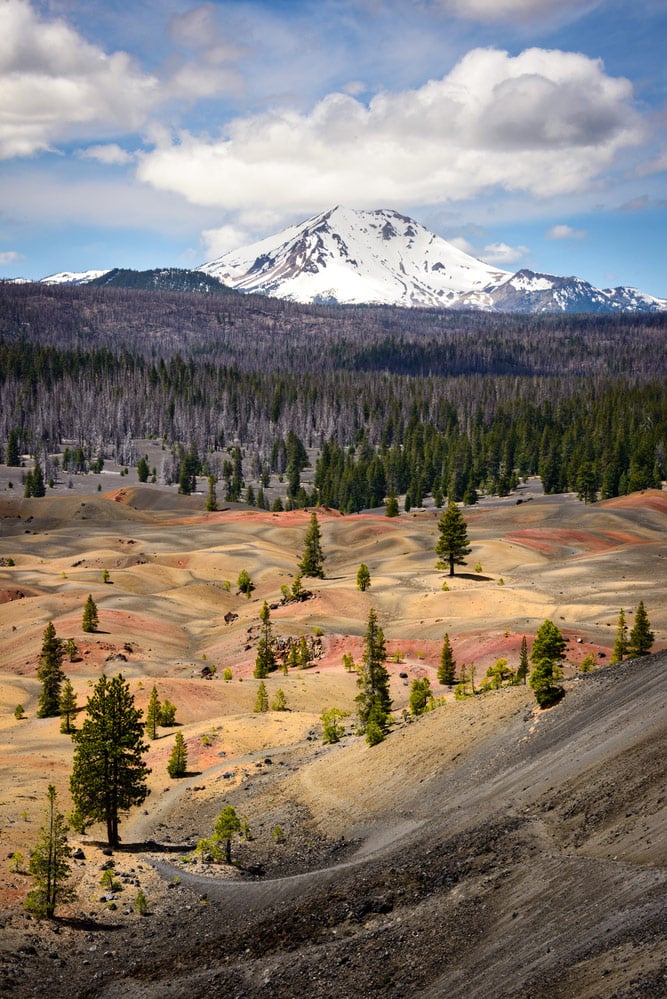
[480,242,529,265]
[0,250,23,266]
[546,224,587,239]
[434,0,602,23]
[136,46,643,226]
[0,0,158,158]
[165,3,245,101]
[448,236,477,255]
[78,144,135,166]
[201,224,250,259]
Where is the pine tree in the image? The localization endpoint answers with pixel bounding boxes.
[59,678,78,733]
[254,680,269,712]
[254,602,277,678]
[167,732,188,778]
[24,785,73,919]
[298,511,325,578]
[70,674,150,848]
[206,475,218,512]
[385,490,399,517]
[516,635,529,685]
[628,601,654,658]
[271,688,287,711]
[82,594,99,633]
[355,608,392,740]
[435,501,472,576]
[356,563,371,591]
[409,677,433,716]
[136,456,150,483]
[530,619,567,666]
[6,428,20,467]
[437,632,456,685]
[321,707,349,744]
[145,686,161,740]
[31,460,46,497]
[37,621,65,718]
[610,609,628,664]
[529,620,566,708]
[197,805,242,864]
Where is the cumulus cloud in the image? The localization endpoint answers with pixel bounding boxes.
[136,46,643,224]
[480,242,529,265]
[434,0,602,23]
[546,224,587,239]
[201,224,252,259]
[0,0,158,158]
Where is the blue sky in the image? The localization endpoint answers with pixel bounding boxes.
[1,0,666,296]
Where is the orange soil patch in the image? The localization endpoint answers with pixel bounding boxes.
[601,489,667,514]
[504,528,639,556]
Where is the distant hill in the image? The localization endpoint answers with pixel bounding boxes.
[88,267,234,296]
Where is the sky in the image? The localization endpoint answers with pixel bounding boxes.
[1,0,666,296]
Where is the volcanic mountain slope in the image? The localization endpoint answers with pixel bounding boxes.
[199,205,510,307]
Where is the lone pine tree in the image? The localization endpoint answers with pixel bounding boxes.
[356,608,392,743]
[610,609,628,664]
[298,511,325,578]
[59,678,78,734]
[24,785,73,919]
[437,632,456,685]
[628,601,654,658]
[435,501,471,576]
[82,594,99,633]
[254,602,277,678]
[70,674,150,848]
[167,731,188,778]
[37,621,65,718]
[145,685,161,740]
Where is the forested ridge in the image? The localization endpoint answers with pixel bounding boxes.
[1,282,665,510]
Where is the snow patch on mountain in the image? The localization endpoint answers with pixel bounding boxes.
[41,269,110,286]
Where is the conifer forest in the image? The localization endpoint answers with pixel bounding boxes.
[1,281,665,511]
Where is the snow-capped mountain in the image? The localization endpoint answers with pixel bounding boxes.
[199,207,667,313]
[199,206,510,308]
[465,269,667,314]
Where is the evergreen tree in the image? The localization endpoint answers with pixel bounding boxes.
[435,501,472,576]
[145,686,161,740]
[516,635,529,685]
[31,460,46,497]
[530,619,567,667]
[610,609,628,664]
[320,707,349,744]
[271,688,287,711]
[355,608,392,740]
[409,677,433,716]
[206,475,218,512]
[24,785,73,919]
[136,456,150,482]
[529,656,565,708]
[82,594,99,633]
[356,563,371,592]
[70,674,150,848]
[6,428,20,466]
[297,635,312,670]
[437,632,456,685]
[237,568,254,597]
[37,621,65,718]
[628,601,654,658]
[197,805,242,864]
[254,680,269,712]
[59,678,78,734]
[385,490,400,517]
[254,602,277,678]
[167,732,188,778]
[298,511,325,578]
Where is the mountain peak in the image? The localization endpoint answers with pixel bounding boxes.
[199,206,510,308]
